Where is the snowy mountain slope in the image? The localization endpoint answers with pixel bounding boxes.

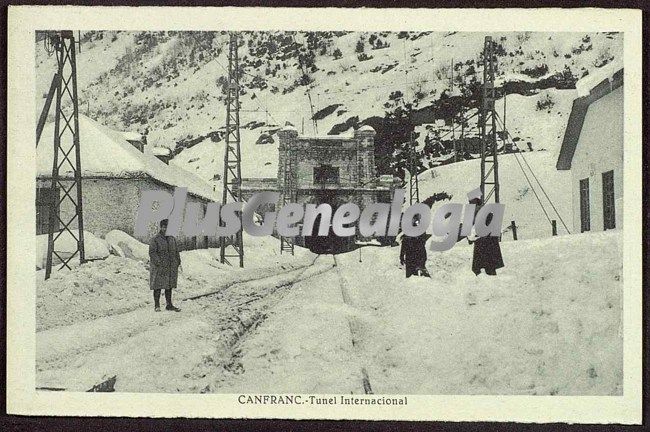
[35,31,622,153]
[35,32,137,107]
[34,31,621,240]
[494,89,576,158]
[170,126,280,194]
[411,89,576,167]
[158,31,613,195]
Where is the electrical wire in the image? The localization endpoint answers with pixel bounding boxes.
[511,149,554,226]
[494,112,571,234]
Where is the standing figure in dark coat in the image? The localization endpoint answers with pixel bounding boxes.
[149,219,182,312]
[468,198,504,276]
[399,218,431,278]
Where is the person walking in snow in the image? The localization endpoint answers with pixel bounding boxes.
[467,197,504,276]
[399,216,431,278]
[149,219,182,312]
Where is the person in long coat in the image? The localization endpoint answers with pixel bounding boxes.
[149,219,182,312]
[399,218,431,278]
[468,198,504,276]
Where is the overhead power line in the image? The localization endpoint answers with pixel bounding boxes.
[494,112,571,234]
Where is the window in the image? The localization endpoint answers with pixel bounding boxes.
[36,187,60,235]
[579,178,590,233]
[313,164,339,184]
[602,170,616,230]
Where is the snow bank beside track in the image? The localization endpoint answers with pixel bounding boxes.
[336,230,623,395]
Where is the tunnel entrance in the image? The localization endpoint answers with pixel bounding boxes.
[304,190,356,255]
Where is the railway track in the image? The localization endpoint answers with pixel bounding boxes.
[182,253,326,302]
[332,254,374,395]
[37,252,374,394]
[36,254,333,380]
[180,254,342,389]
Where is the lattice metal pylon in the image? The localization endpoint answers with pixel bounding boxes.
[479,36,500,205]
[44,31,85,279]
[279,143,296,255]
[408,132,420,205]
[220,32,244,267]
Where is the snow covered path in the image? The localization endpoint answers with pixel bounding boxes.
[215,263,367,394]
[36,255,335,392]
[36,231,622,395]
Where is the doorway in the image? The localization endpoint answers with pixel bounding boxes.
[304,190,356,254]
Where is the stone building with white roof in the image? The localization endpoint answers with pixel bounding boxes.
[556,61,623,233]
[37,115,219,249]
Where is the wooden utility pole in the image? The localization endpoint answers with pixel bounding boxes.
[306,89,318,134]
[408,132,420,205]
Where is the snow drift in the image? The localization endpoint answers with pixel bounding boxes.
[105,230,150,262]
[36,231,110,270]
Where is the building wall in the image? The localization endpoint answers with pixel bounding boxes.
[235,127,395,249]
[277,128,378,191]
[36,177,218,250]
[570,85,624,232]
[295,143,357,188]
[238,178,279,203]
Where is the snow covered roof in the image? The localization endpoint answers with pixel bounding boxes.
[150,146,171,156]
[357,125,376,133]
[280,124,298,132]
[121,131,144,142]
[37,115,218,201]
[556,65,623,171]
[575,58,623,98]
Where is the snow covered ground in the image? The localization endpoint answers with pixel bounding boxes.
[36,234,313,332]
[36,230,622,395]
[332,230,623,395]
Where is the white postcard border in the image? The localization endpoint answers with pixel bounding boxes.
[6,6,643,423]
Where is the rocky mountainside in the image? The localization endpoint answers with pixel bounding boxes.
[35,31,623,181]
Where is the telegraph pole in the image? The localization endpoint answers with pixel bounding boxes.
[220,32,244,267]
[40,31,85,279]
[452,113,457,163]
[479,36,500,205]
[450,57,454,92]
[306,89,318,134]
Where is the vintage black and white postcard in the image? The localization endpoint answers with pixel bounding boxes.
[6,5,643,423]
